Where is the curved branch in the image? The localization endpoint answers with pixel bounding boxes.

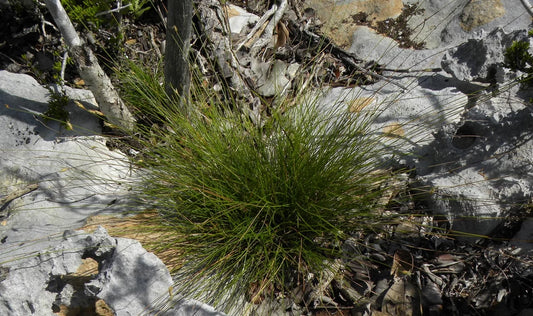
[520,0,533,17]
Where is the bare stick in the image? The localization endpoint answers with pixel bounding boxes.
[95,3,132,16]
[44,0,136,131]
[236,4,277,51]
[291,21,409,91]
[520,0,533,17]
[59,51,68,84]
[250,0,288,55]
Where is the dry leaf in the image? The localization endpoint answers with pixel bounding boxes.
[88,109,105,116]
[73,100,86,110]
[348,97,374,113]
[383,123,405,137]
[73,78,85,86]
[434,253,465,274]
[94,299,114,316]
[244,20,269,49]
[65,121,73,130]
[275,21,289,48]
[223,4,241,18]
[381,277,421,316]
[391,249,413,277]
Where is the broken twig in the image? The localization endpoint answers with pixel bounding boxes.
[236,4,277,51]
[249,0,288,55]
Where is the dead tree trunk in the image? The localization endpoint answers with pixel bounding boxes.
[164,0,193,108]
[44,0,136,131]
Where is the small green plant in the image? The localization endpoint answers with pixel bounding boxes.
[61,0,113,28]
[504,36,533,87]
[61,0,152,28]
[118,62,393,312]
[43,88,72,130]
[504,40,533,71]
[127,0,151,19]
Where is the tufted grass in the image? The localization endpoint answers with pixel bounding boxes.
[114,61,399,311]
[2,2,532,315]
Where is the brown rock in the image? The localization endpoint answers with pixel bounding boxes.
[459,0,505,31]
[304,0,403,48]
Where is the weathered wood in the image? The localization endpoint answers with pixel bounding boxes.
[520,0,533,17]
[44,0,136,131]
[249,0,288,56]
[195,0,262,124]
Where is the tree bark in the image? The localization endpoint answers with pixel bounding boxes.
[164,0,193,108]
[44,0,136,131]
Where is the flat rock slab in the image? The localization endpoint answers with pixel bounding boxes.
[0,71,226,316]
[314,26,533,238]
[0,70,133,260]
[303,0,531,51]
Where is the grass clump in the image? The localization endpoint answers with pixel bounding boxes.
[118,63,392,311]
[504,40,533,72]
[43,88,72,130]
[504,33,533,86]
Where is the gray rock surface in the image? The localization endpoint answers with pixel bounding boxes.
[88,236,173,316]
[0,227,115,315]
[320,80,466,149]
[0,70,225,315]
[318,23,533,237]
[344,0,531,70]
[303,0,530,50]
[0,226,225,316]
[412,26,533,237]
[512,218,533,252]
[408,0,530,49]
[442,28,531,83]
[1,1,532,313]
[0,70,133,260]
[415,87,533,236]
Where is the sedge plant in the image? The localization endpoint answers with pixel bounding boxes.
[2,1,532,314]
[116,61,396,312]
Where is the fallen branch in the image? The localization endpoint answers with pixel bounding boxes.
[250,0,288,56]
[197,0,262,124]
[95,3,132,17]
[380,67,442,73]
[44,0,136,131]
[59,51,68,84]
[520,0,533,17]
[236,4,277,51]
